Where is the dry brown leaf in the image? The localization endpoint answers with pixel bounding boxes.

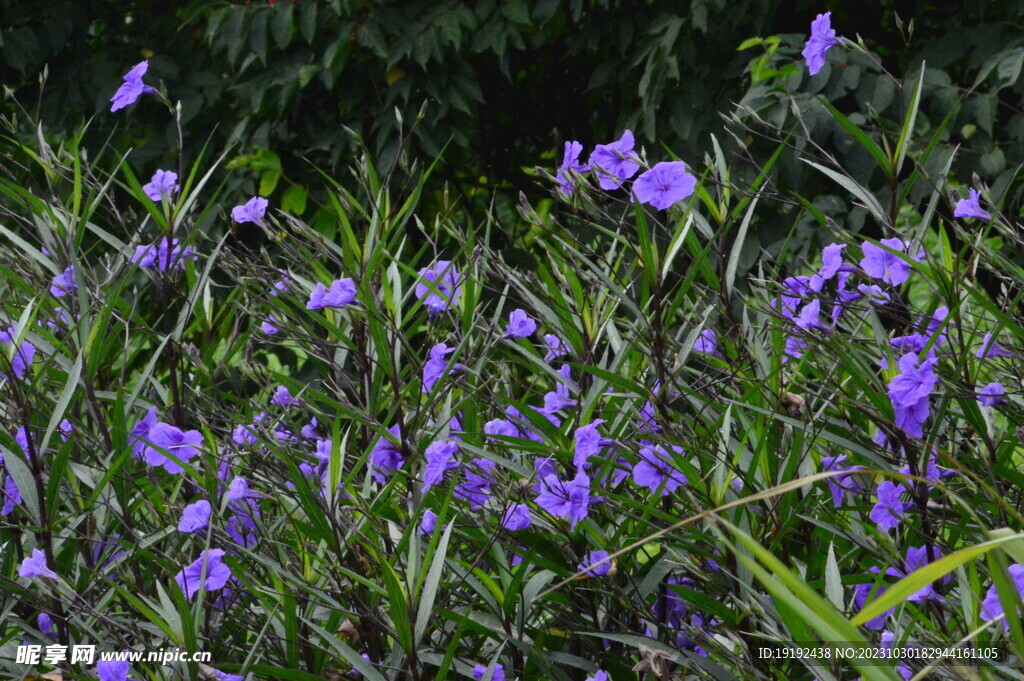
[631,643,673,679]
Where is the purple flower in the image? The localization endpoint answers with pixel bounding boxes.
[271,385,295,407]
[484,418,519,441]
[802,12,839,76]
[50,266,77,297]
[14,426,32,460]
[38,612,54,637]
[784,275,814,297]
[954,189,992,221]
[97,660,131,681]
[543,364,577,414]
[879,631,914,680]
[231,197,269,226]
[350,653,375,678]
[633,161,697,210]
[925,306,949,345]
[573,419,609,468]
[794,299,827,331]
[587,130,640,190]
[869,481,910,531]
[578,550,612,577]
[232,419,260,447]
[533,457,558,491]
[659,574,692,628]
[306,278,357,310]
[632,443,688,496]
[422,342,463,393]
[415,260,462,318]
[818,243,847,281]
[773,294,801,322]
[978,382,1006,407]
[129,408,159,459]
[142,422,203,474]
[227,476,257,503]
[110,60,155,112]
[261,316,279,335]
[455,459,497,509]
[556,141,589,195]
[901,545,947,603]
[860,238,920,287]
[856,282,889,305]
[419,509,439,535]
[19,548,58,579]
[912,459,953,489]
[504,309,537,338]
[130,237,197,271]
[301,417,320,440]
[88,535,124,576]
[143,170,180,202]
[178,500,212,533]
[982,563,1024,630]
[211,669,245,681]
[783,335,807,362]
[0,326,37,379]
[370,425,404,483]
[889,332,928,356]
[821,454,864,508]
[501,406,546,443]
[543,334,569,361]
[693,329,721,358]
[887,352,938,438]
[500,503,532,531]
[536,469,595,529]
[677,612,716,656]
[271,270,290,296]
[976,332,1011,359]
[422,440,460,492]
[852,566,895,630]
[174,549,232,599]
[585,672,610,681]
[44,306,70,331]
[226,513,259,548]
[473,663,505,681]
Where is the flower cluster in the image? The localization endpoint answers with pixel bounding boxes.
[556,130,697,210]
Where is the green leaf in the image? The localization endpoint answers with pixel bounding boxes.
[894,64,925,177]
[415,521,453,643]
[260,169,281,196]
[719,520,901,681]
[724,196,757,299]
[852,532,1024,626]
[379,560,414,651]
[804,159,886,224]
[250,10,269,64]
[501,0,531,24]
[824,542,844,610]
[281,184,308,215]
[299,2,318,43]
[271,4,295,49]
[820,99,893,176]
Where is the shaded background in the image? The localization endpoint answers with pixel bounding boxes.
[3,0,1024,248]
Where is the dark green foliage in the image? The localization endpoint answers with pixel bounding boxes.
[6,1,1024,249]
